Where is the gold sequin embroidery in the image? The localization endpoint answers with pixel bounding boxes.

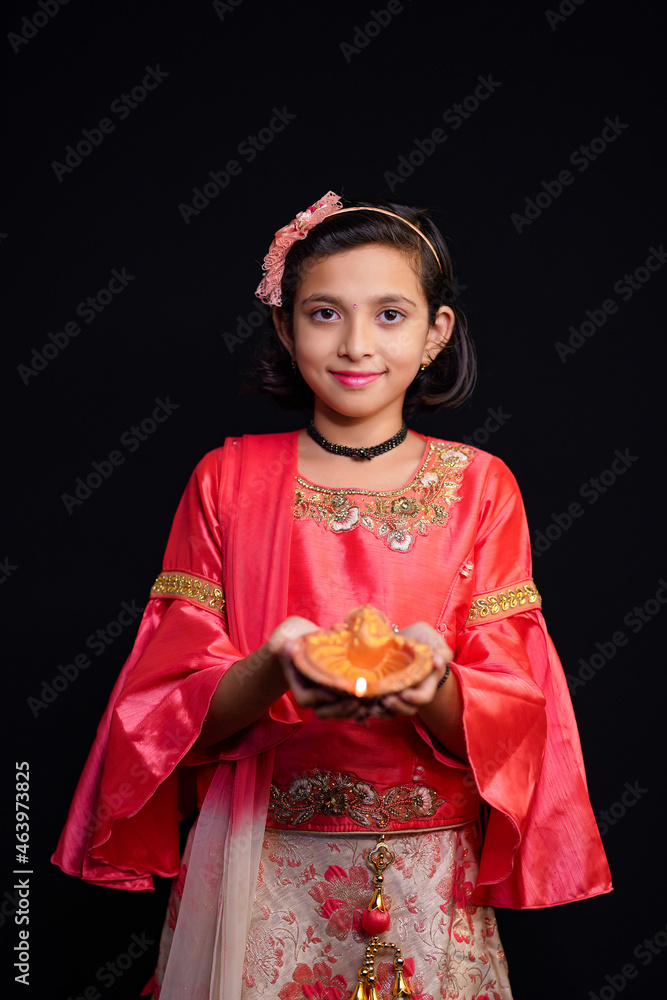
[293,442,475,552]
[269,769,445,829]
[150,571,227,619]
[466,579,541,625]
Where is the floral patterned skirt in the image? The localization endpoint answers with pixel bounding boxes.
[150,822,512,1000]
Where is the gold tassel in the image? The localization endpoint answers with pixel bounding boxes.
[349,969,369,1000]
[367,885,387,911]
[366,972,380,1000]
[392,957,412,998]
[361,837,394,935]
[351,840,419,995]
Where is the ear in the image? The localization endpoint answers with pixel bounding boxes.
[272,307,295,357]
[423,306,455,365]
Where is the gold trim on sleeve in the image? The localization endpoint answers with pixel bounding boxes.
[150,571,227,619]
[466,579,541,625]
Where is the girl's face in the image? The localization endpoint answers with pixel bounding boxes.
[275,244,454,424]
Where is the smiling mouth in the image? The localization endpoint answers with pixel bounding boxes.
[329,371,385,386]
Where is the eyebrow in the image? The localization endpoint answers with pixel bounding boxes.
[300,293,418,308]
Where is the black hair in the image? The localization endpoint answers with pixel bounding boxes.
[248,196,476,416]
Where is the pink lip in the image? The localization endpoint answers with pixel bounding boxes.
[330,371,384,386]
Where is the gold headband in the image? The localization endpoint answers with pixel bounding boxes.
[333,207,443,274]
[255,191,443,307]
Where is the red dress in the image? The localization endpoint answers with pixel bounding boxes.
[52,432,611,996]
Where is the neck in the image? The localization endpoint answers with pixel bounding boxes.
[311,403,406,448]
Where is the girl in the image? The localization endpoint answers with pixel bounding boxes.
[53,191,612,999]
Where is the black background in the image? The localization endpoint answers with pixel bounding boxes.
[3,0,665,997]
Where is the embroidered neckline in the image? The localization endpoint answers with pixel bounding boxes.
[293,440,475,552]
[296,436,438,497]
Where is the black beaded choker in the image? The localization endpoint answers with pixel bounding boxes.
[307,420,408,461]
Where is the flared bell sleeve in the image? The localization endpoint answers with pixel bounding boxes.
[52,445,300,890]
[416,455,611,908]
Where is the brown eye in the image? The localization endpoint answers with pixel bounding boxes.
[380,309,402,323]
[313,308,337,321]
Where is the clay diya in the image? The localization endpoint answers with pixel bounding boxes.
[291,605,434,698]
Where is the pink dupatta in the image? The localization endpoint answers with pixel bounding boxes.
[161,432,301,999]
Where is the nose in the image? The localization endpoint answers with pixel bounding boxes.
[338,314,375,360]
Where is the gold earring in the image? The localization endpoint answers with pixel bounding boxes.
[420,362,429,371]
[291,357,298,371]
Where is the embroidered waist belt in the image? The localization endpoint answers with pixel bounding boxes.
[266,768,479,834]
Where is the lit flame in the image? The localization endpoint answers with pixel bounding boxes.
[354,677,367,697]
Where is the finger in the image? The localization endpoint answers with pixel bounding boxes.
[398,675,441,705]
[380,694,419,717]
[366,703,391,721]
[280,659,339,706]
[270,619,320,657]
[399,623,453,659]
[400,660,449,700]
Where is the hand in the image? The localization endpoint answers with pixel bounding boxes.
[270,616,377,720]
[271,617,452,722]
[379,622,453,718]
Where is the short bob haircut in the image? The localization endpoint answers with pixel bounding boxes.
[249,196,476,416]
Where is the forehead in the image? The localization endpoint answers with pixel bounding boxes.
[297,244,424,299]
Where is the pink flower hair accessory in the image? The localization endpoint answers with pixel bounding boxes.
[254,190,443,307]
[255,191,343,306]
